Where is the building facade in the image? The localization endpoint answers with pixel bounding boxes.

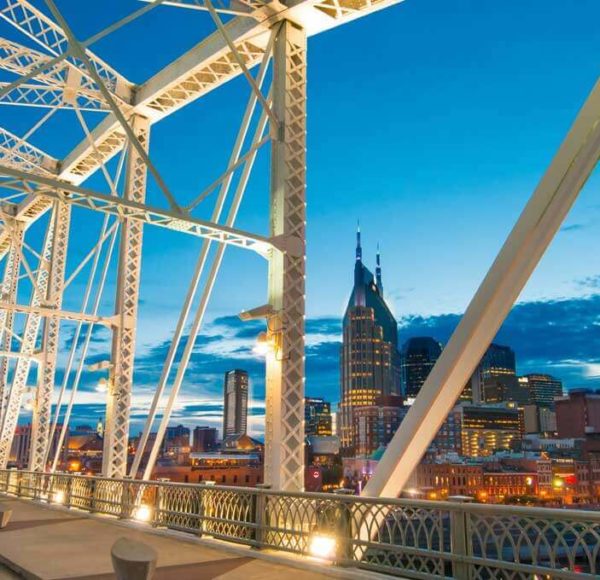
[556,390,600,438]
[460,404,522,457]
[401,337,442,400]
[223,369,249,438]
[521,374,563,408]
[192,426,219,452]
[339,228,401,454]
[353,395,406,457]
[305,397,333,436]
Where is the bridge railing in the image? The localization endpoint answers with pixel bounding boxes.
[1,469,600,579]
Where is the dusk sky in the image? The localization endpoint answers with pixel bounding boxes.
[4,0,600,438]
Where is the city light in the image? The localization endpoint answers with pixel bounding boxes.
[133,504,152,523]
[52,491,65,504]
[553,478,564,489]
[308,533,336,560]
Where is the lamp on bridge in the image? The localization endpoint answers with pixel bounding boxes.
[254,332,276,356]
[96,378,109,394]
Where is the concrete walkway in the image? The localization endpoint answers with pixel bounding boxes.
[0,498,345,580]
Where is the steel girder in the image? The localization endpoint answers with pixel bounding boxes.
[102,115,149,478]
[0,203,55,468]
[264,20,306,492]
[0,217,23,421]
[29,200,70,471]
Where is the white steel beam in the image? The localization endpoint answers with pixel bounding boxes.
[0,0,132,102]
[0,207,54,468]
[0,218,23,420]
[29,200,70,471]
[0,126,58,176]
[264,20,306,492]
[0,167,274,256]
[363,78,600,499]
[102,115,150,478]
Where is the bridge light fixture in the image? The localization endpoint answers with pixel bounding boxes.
[134,504,152,523]
[53,490,65,504]
[96,378,109,393]
[253,332,275,356]
[308,533,337,561]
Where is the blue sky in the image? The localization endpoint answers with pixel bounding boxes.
[3,0,600,438]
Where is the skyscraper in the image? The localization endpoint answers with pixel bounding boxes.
[521,374,563,408]
[339,227,401,454]
[401,337,442,399]
[223,370,248,438]
[305,397,333,436]
[466,343,527,404]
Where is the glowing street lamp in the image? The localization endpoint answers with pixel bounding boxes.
[253,332,276,356]
[96,377,109,393]
[133,504,152,523]
[308,533,337,561]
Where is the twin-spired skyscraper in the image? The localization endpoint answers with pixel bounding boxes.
[339,227,402,455]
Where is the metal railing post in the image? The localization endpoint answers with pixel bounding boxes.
[89,477,97,513]
[254,484,271,547]
[65,475,73,508]
[119,479,129,519]
[449,496,472,580]
[153,483,161,528]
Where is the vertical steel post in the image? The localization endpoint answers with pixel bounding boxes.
[0,219,24,422]
[29,201,71,471]
[265,21,307,492]
[102,115,150,478]
[0,207,56,469]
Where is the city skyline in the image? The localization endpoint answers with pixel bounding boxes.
[9,0,600,437]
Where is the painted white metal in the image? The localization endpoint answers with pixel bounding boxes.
[363,78,600,499]
[0,167,274,256]
[102,115,150,478]
[0,204,55,468]
[265,20,306,492]
[29,200,70,471]
[130,33,274,479]
[0,218,23,421]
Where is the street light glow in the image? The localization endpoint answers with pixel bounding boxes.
[53,490,65,504]
[308,533,336,560]
[134,504,152,523]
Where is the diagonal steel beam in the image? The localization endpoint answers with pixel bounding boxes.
[363,77,600,499]
[0,166,276,256]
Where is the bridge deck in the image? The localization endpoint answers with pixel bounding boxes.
[0,498,341,580]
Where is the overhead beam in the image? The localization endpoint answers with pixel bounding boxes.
[0,166,275,256]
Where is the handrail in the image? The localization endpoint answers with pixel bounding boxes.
[1,469,599,579]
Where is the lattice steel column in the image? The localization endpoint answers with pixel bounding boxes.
[29,201,71,471]
[265,21,306,492]
[0,218,24,421]
[0,206,55,468]
[102,115,150,478]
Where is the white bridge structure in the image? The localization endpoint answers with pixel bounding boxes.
[0,0,598,507]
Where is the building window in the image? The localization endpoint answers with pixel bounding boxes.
[222,475,226,483]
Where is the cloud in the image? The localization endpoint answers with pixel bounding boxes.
[42,294,600,434]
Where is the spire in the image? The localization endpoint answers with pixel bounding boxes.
[376,243,383,295]
[356,220,362,262]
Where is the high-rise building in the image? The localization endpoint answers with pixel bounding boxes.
[339,227,401,454]
[520,374,563,408]
[192,426,219,452]
[401,337,442,399]
[164,424,190,449]
[465,343,528,405]
[305,397,333,436]
[223,369,249,438]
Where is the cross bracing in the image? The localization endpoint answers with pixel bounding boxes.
[0,0,595,507]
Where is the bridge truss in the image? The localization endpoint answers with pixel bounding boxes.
[0,0,597,496]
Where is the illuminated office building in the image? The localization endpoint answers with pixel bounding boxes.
[520,374,563,408]
[339,227,401,454]
[305,397,333,436]
[401,336,442,399]
[460,404,522,457]
[223,369,249,438]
